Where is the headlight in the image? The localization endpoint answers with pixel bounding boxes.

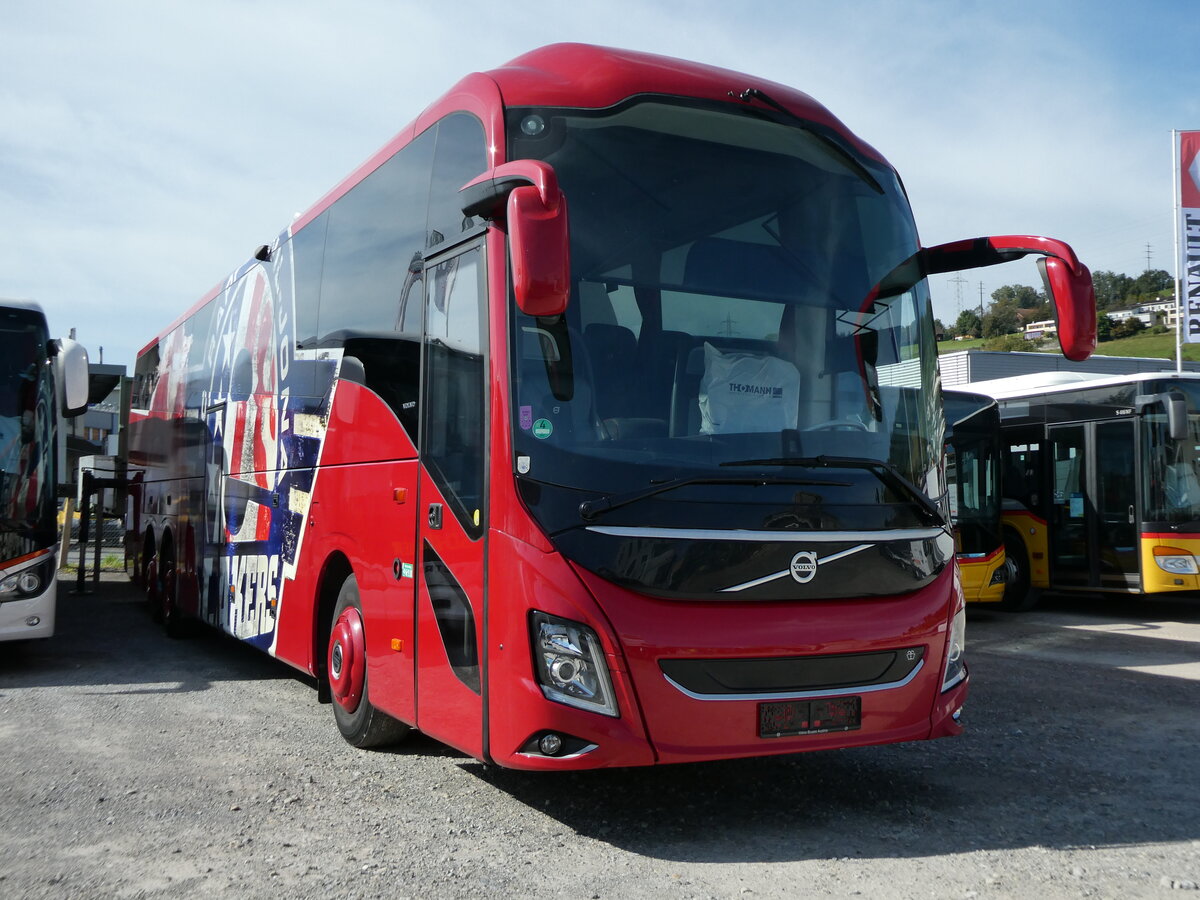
[0,556,53,600]
[530,611,618,717]
[942,605,967,692]
[1153,547,1198,575]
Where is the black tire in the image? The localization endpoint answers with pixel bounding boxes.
[1000,531,1040,612]
[160,560,190,639]
[327,574,410,748]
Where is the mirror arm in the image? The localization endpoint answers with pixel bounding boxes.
[921,236,1085,278]
[460,160,562,219]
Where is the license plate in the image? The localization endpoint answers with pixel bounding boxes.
[758,696,861,738]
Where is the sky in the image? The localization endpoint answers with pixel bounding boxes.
[3,0,1197,369]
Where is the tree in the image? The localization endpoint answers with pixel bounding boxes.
[982,305,1020,338]
[955,309,981,337]
[1096,314,1114,342]
[991,284,1043,310]
[1091,270,1134,311]
[981,332,1031,352]
[1110,316,1146,340]
[1131,269,1172,297]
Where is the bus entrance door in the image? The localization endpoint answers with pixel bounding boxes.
[1094,420,1139,590]
[1049,421,1139,591]
[414,241,488,758]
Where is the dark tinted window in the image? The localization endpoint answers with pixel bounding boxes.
[0,309,47,417]
[423,246,486,538]
[289,214,327,349]
[427,113,487,248]
[318,128,435,338]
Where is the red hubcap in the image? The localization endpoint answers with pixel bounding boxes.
[328,607,366,712]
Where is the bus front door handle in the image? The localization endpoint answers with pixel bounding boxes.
[428,503,443,530]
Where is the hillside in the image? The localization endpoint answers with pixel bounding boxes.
[939,331,1200,363]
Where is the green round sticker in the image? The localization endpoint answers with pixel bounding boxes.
[532,418,554,439]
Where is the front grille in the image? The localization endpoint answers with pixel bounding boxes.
[660,646,925,696]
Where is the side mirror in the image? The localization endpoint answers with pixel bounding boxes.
[54,337,90,417]
[923,235,1097,362]
[1137,391,1189,441]
[460,160,570,318]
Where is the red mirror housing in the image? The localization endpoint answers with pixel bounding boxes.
[1036,255,1096,361]
[460,159,571,318]
[922,235,1097,362]
[507,183,570,318]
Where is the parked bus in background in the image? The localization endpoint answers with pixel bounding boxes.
[971,371,1200,609]
[0,301,89,642]
[128,44,1096,770]
[942,389,1007,605]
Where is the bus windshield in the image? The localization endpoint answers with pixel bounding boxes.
[0,308,55,550]
[506,97,942,532]
[1143,381,1200,527]
[943,392,1001,556]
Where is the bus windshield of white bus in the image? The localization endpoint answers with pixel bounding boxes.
[505,96,942,533]
[0,307,56,555]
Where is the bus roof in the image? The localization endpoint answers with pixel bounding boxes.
[0,298,46,315]
[967,369,1200,401]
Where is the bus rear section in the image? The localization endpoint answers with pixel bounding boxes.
[128,44,1098,768]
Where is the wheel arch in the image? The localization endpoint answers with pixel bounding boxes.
[314,551,353,702]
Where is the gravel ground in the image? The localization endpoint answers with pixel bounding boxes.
[1,573,1198,899]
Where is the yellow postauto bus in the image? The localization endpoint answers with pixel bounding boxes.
[943,389,1007,605]
[970,371,1200,609]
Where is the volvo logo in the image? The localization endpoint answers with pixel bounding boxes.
[789,550,819,584]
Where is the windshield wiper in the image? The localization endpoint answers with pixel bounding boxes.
[721,454,947,527]
[578,474,833,522]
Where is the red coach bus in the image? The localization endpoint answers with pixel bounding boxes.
[128,44,1095,770]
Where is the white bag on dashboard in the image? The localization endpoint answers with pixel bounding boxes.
[698,342,800,434]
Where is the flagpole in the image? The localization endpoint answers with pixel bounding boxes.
[1175,130,1183,373]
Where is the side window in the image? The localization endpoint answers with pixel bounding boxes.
[133,345,159,412]
[288,215,326,350]
[427,113,487,248]
[423,246,486,538]
[318,129,435,338]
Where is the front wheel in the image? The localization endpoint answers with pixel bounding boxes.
[1000,531,1040,612]
[327,574,411,748]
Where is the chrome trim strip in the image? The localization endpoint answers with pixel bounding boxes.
[661,659,925,702]
[585,526,944,543]
[721,569,791,591]
[516,743,600,761]
[720,543,873,592]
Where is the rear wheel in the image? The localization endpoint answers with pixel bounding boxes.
[1000,531,1040,612]
[156,541,190,638]
[327,574,410,748]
